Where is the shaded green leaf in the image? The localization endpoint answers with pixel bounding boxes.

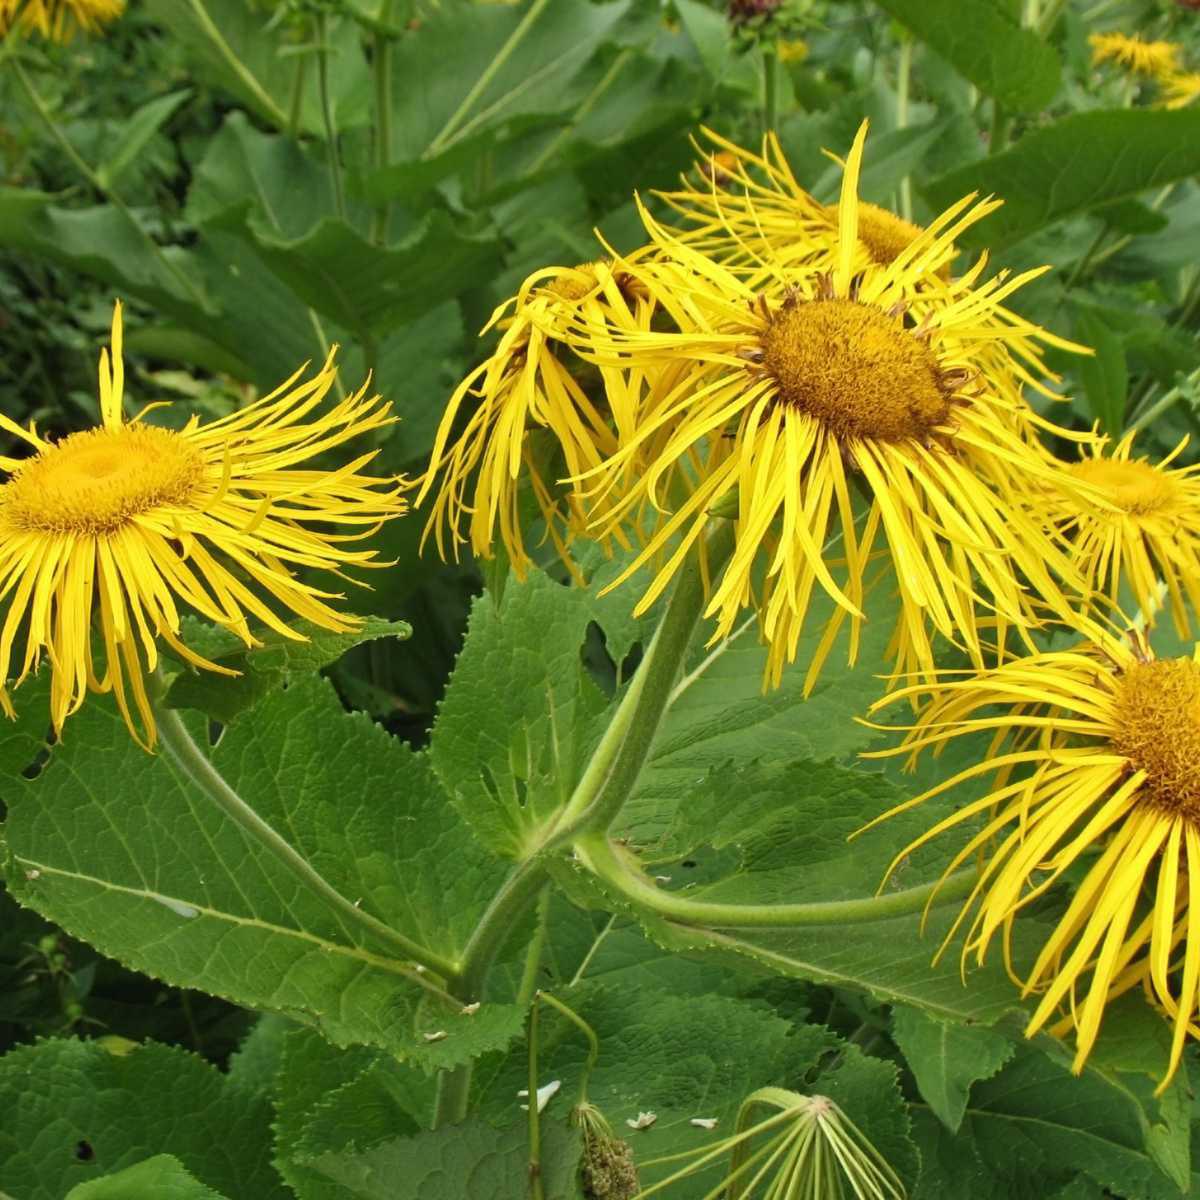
[1072,308,1127,436]
[96,90,192,191]
[892,1005,1014,1131]
[0,1039,283,1200]
[923,110,1200,249]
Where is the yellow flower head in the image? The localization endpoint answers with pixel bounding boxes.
[0,0,123,40]
[657,127,977,283]
[1161,70,1200,109]
[0,302,406,748]
[568,123,1094,692]
[865,628,1200,1089]
[1044,433,1200,637]
[416,259,655,581]
[1089,31,1182,78]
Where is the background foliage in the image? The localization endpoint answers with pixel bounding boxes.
[1,1,1199,1197]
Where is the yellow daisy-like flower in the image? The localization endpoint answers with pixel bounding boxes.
[0,0,123,40]
[658,127,968,282]
[1089,31,1182,78]
[567,123,1093,691]
[416,259,655,581]
[1044,433,1200,637]
[864,629,1200,1088]
[0,302,405,748]
[1161,70,1200,109]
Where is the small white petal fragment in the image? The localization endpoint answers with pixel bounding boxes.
[518,1080,562,1113]
[461,1002,481,1016]
[654,875,672,884]
[626,1111,658,1130]
[423,1030,448,1043]
[690,1118,719,1130]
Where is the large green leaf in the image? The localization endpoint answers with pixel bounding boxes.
[873,0,1060,112]
[5,677,520,1068]
[0,1039,284,1200]
[923,110,1200,249]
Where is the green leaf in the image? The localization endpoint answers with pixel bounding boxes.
[65,1155,230,1200]
[0,1039,284,1200]
[873,0,1060,111]
[430,569,632,857]
[965,1043,1198,1199]
[1072,308,1128,436]
[0,670,49,782]
[891,1005,1014,1131]
[165,617,411,724]
[6,677,520,1069]
[911,1109,1008,1200]
[923,110,1200,249]
[95,90,192,192]
[308,1117,582,1200]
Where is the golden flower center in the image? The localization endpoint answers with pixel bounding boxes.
[822,201,924,266]
[545,262,604,303]
[761,298,952,442]
[2,425,204,535]
[1111,658,1200,820]
[1069,457,1176,516]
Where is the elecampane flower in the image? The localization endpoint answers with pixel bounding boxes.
[1044,432,1200,636]
[864,629,1200,1088]
[567,123,1094,691]
[0,302,405,747]
[0,0,123,40]
[1089,31,1182,77]
[1161,70,1200,108]
[416,260,655,580]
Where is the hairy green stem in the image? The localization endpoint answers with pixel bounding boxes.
[314,10,347,222]
[152,699,456,978]
[287,52,308,138]
[895,35,913,221]
[762,42,780,135]
[527,1001,546,1200]
[516,886,551,1008]
[537,992,599,1106]
[11,59,210,311]
[369,0,396,245]
[575,834,977,929]
[187,0,288,128]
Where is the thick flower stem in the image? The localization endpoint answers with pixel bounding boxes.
[574,833,977,928]
[152,698,457,979]
[315,10,347,222]
[369,0,397,245]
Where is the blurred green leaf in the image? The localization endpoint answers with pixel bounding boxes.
[1072,308,1127,436]
[873,0,1060,112]
[95,90,192,192]
[923,110,1200,249]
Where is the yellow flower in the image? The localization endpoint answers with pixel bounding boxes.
[1161,70,1200,109]
[777,38,807,63]
[0,0,123,40]
[416,260,655,581]
[568,122,1094,692]
[657,126,979,282]
[1044,433,1200,637]
[1089,31,1182,78]
[0,302,405,748]
[864,629,1200,1089]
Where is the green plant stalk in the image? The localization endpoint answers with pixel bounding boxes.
[989,102,1011,154]
[895,35,913,221]
[527,1000,546,1200]
[369,0,396,245]
[574,834,977,928]
[10,60,211,312]
[152,697,456,978]
[187,0,288,129]
[537,992,599,1106]
[314,10,347,222]
[287,52,309,138]
[762,42,780,135]
[1128,365,1200,434]
[516,886,552,1007]
[425,0,551,156]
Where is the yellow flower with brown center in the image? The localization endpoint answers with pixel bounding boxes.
[0,0,123,40]
[416,259,655,581]
[1044,434,1200,637]
[863,630,1200,1089]
[1161,70,1200,108]
[0,302,406,748]
[565,123,1094,692]
[1089,31,1182,78]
